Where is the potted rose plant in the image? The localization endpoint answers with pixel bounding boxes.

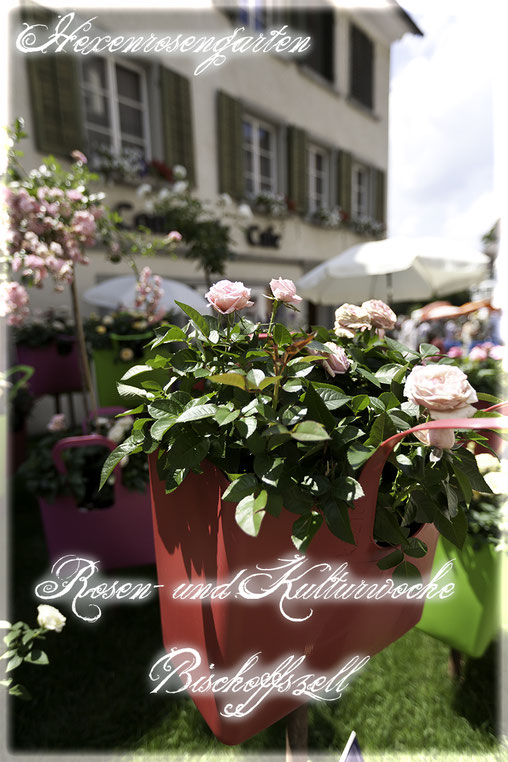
[100,280,506,743]
[417,450,505,659]
[19,410,154,569]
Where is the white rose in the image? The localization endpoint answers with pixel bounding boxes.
[37,604,66,633]
[108,423,125,443]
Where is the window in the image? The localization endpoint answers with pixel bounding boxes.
[243,115,277,196]
[352,162,372,219]
[349,24,374,110]
[308,144,329,213]
[81,56,150,158]
[238,0,266,31]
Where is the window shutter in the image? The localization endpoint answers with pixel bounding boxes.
[23,7,84,157]
[349,24,374,110]
[286,126,308,214]
[375,168,386,224]
[216,90,244,200]
[160,66,195,186]
[337,150,352,217]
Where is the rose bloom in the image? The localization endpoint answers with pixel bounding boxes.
[71,150,87,164]
[334,304,372,338]
[269,277,302,305]
[414,427,456,450]
[166,230,182,243]
[403,364,478,419]
[321,342,350,377]
[47,413,67,432]
[206,280,254,315]
[447,346,463,359]
[489,345,504,361]
[362,299,396,330]
[37,604,66,632]
[469,345,488,362]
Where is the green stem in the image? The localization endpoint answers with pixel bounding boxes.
[267,299,280,336]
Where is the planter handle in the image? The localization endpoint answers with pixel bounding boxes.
[354,407,508,548]
[52,434,125,501]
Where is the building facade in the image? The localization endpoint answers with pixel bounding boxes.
[9,0,421,323]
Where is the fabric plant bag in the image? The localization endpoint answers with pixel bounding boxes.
[416,535,500,658]
[16,336,82,398]
[39,434,155,570]
[148,416,507,745]
[92,331,168,407]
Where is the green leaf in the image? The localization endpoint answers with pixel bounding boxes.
[150,415,176,441]
[365,413,396,448]
[451,449,493,493]
[290,420,331,442]
[433,507,468,549]
[355,367,381,387]
[120,364,154,381]
[6,654,23,672]
[222,473,259,502]
[332,476,364,502]
[477,393,503,404]
[214,408,240,427]
[175,300,210,337]
[273,323,293,346]
[377,549,404,570]
[304,383,337,432]
[116,382,151,399]
[246,368,266,388]
[24,649,48,666]
[392,561,422,582]
[451,462,473,505]
[385,336,420,359]
[150,325,187,347]
[314,386,351,410]
[236,417,258,438]
[235,491,267,537]
[99,431,144,488]
[374,507,409,546]
[347,443,375,469]
[404,538,428,558]
[176,404,218,423]
[165,431,209,469]
[419,343,440,357]
[8,683,31,700]
[209,373,247,390]
[291,512,323,552]
[375,364,406,385]
[323,498,355,544]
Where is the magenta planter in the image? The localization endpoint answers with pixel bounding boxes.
[16,336,82,397]
[39,434,155,570]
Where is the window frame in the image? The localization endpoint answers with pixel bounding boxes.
[307,143,330,214]
[349,23,374,112]
[351,161,372,219]
[242,113,278,197]
[81,55,152,159]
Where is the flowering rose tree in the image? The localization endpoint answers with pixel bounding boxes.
[99,281,504,579]
[1,119,179,412]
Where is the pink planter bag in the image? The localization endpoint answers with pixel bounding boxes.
[39,433,155,570]
[149,413,508,745]
[17,337,82,398]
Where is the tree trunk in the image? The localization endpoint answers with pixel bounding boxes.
[285,704,308,762]
[70,272,97,419]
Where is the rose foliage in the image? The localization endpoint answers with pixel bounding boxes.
[100,292,502,580]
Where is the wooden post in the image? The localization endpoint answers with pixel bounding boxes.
[285,704,308,762]
[70,273,98,418]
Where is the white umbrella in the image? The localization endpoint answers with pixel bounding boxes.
[84,275,208,314]
[297,237,490,305]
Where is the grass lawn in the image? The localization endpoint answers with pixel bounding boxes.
[7,474,500,758]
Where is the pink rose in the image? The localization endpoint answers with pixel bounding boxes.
[321,342,350,377]
[469,345,488,361]
[0,281,29,326]
[489,345,504,361]
[447,346,463,358]
[403,364,478,420]
[206,280,254,315]
[47,413,67,432]
[71,150,87,164]
[166,230,182,243]
[334,303,372,337]
[269,277,302,304]
[362,299,396,330]
[414,428,456,450]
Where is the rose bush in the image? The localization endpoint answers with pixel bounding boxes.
[99,281,502,579]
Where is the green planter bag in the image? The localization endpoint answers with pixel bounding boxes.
[416,535,500,658]
[92,332,168,407]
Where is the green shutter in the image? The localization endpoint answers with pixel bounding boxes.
[286,126,308,214]
[160,67,195,186]
[216,90,244,200]
[337,150,352,217]
[375,168,386,224]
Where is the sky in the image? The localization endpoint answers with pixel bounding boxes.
[388,0,499,250]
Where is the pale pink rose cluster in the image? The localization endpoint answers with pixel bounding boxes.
[321,342,350,377]
[269,277,302,305]
[134,266,165,323]
[334,299,396,338]
[0,281,30,326]
[206,280,254,315]
[404,364,478,451]
[468,342,504,362]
